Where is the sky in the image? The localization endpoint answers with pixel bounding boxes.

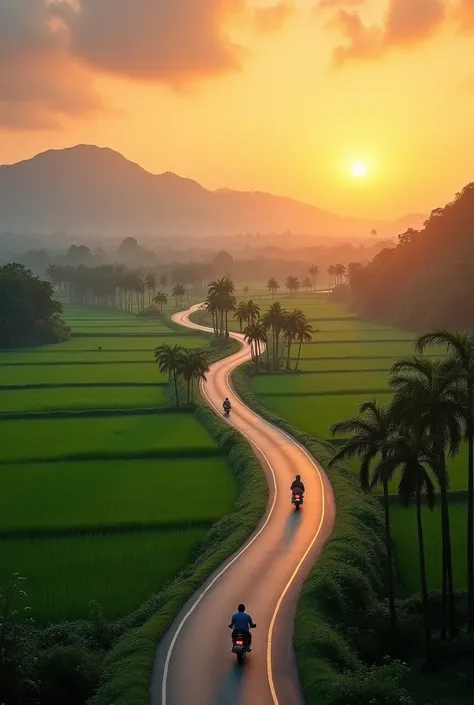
[1,0,474,220]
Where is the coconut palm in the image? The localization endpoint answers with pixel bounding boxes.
[267,277,280,297]
[145,273,156,307]
[302,277,312,292]
[285,276,300,296]
[234,301,248,333]
[417,330,474,632]
[153,343,182,406]
[160,274,168,290]
[283,310,304,371]
[208,278,236,342]
[172,284,186,308]
[153,291,168,314]
[262,302,287,369]
[390,356,465,639]
[327,265,335,291]
[309,265,319,292]
[244,321,267,371]
[294,316,314,371]
[243,285,249,296]
[373,432,437,665]
[334,263,346,286]
[204,297,219,336]
[330,399,397,657]
[176,348,210,404]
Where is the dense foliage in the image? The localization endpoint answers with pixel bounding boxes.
[0,263,70,348]
[350,184,474,330]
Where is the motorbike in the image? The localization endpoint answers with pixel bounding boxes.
[231,625,256,664]
[291,490,304,511]
[223,403,232,416]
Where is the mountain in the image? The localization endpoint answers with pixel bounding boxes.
[0,145,424,239]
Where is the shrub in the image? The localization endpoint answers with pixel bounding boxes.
[35,645,102,705]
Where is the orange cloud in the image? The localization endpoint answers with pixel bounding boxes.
[53,0,245,82]
[254,2,295,34]
[327,0,446,66]
[0,0,102,129]
[457,0,474,31]
[316,0,366,9]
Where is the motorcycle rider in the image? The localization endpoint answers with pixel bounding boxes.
[223,397,231,413]
[229,603,256,651]
[290,474,305,494]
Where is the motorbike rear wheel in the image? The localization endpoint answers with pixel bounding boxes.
[237,651,244,664]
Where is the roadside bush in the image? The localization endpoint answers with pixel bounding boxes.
[323,660,413,705]
[35,645,102,705]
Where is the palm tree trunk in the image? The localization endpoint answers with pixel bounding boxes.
[295,338,303,372]
[187,378,190,405]
[286,339,292,371]
[173,369,180,407]
[468,385,474,632]
[416,480,432,665]
[383,477,397,657]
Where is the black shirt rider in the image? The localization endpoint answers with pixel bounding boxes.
[291,476,305,493]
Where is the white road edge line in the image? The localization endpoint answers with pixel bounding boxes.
[162,307,327,705]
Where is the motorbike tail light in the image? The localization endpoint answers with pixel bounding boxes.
[236,640,243,645]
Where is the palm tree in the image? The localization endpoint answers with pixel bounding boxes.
[145,273,157,307]
[417,330,474,632]
[327,265,335,291]
[234,301,248,333]
[262,302,287,369]
[294,316,314,371]
[283,310,304,371]
[172,284,186,308]
[244,321,267,371]
[334,263,346,286]
[309,265,319,292]
[160,274,168,290]
[373,432,437,665]
[204,297,219,336]
[176,348,210,404]
[302,277,312,292]
[243,285,249,296]
[285,276,300,296]
[390,356,465,639]
[267,277,280,297]
[208,278,235,342]
[153,291,168,314]
[330,399,397,657]
[153,344,182,406]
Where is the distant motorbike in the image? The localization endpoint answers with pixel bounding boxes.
[291,490,304,511]
[231,626,256,664]
[223,402,232,416]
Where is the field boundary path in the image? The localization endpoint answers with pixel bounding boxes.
[151,303,335,705]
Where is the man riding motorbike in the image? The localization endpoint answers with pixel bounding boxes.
[291,475,305,493]
[223,397,232,414]
[229,603,256,650]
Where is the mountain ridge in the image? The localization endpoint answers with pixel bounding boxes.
[0,145,425,239]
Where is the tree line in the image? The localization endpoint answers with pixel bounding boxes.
[330,330,474,665]
[203,277,315,370]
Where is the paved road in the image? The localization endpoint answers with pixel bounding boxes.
[151,303,335,705]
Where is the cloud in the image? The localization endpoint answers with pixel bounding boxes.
[328,0,446,66]
[316,0,366,9]
[0,0,102,129]
[53,0,245,82]
[457,0,474,31]
[254,2,295,33]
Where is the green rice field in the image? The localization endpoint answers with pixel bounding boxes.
[0,303,236,622]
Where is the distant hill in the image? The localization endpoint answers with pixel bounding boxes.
[0,145,424,239]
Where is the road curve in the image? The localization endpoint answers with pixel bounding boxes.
[151,303,335,705]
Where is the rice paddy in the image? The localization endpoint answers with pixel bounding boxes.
[0,304,236,622]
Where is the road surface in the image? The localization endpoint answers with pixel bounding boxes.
[151,303,335,705]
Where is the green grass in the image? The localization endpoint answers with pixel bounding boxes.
[0,458,236,534]
[0,413,218,462]
[253,391,394,440]
[0,529,206,624]
[251,370,391,395]
[0,363,162,386]
[293,357,396,372]
[391,501,468,593]
[0,385,168,412]
[296,340,423,359]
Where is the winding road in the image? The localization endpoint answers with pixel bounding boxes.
[151,304,335,705]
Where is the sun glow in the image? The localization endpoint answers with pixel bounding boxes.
[351,162,367,178]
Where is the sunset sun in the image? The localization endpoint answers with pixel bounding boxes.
[351,162,367,178]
